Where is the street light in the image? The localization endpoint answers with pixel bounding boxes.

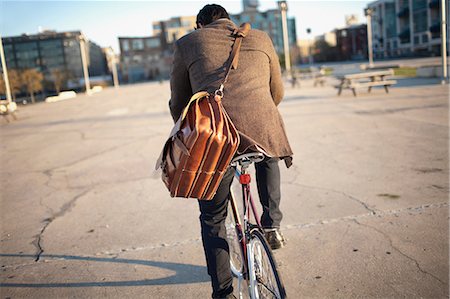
[278,1,291,72]
[440,0,448,84]
[79,34,91,95]
[0,35,12,103]
[364,7,374,68]
[105,47,119,89]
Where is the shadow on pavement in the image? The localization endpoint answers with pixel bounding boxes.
[393,77,443,88]
[0,253,209,287]
[1,111,170,129]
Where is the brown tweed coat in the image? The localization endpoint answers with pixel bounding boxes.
[169,19,293,165]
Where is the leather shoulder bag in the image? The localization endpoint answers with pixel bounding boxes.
[156,23,251,200]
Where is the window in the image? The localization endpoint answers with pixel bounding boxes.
[385,3,397,38]
[3,44,16,68]
[422,33,429,43]
[15,42,40,68]
[132,55,142,63]
[412,0,427,10]
[145,38,160,48]
[132,39,144,50]
[413,9,427,33]
[122,40,130,52]
[182,20,193,27]
[39,39,64,68]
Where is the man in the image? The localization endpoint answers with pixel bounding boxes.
[169,4,293,298]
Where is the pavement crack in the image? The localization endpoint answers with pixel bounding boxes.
[284,201,448,231]
[32,188,92,262]
[352,219,446,286]
[32,220,51,262]
[287,182,379,215]
[96,238,202,257]
[43,139,140,173]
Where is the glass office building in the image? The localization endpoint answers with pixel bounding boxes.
[231,5,297,56]
[367,0,443,58]
[2,31,108,82]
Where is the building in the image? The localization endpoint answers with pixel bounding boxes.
[152,16,197,44]
[335,24,368,60]
[118,36,172,83]
[296,39,312,64]
[315,32,337,47]
[367,0,442,58]
[149,1,298,57]
[2,30,108,89]
[230,1,297,58]
[118,16,196,83]
[118,0,299,83]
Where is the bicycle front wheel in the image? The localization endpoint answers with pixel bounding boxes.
[247,229,286,299]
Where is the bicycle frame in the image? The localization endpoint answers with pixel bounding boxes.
[229,158,263,278]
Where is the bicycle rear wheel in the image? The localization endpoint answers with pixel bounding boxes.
[247,229,286,299]
[226,191,245,277]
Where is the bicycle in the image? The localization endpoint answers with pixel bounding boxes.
[225,152,287,299]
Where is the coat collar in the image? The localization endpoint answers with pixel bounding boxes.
[204,18,237,31]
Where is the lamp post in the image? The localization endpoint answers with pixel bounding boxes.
[0,35,12,103]
[105,47,119,88]
[306,28,313,66]
[441,0,448,84]
[364,8,374,68]
[111,55,119,88]
[278,1,291,72]
[79,34,91,94]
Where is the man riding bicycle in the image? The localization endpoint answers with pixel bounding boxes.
[169,4,293,298]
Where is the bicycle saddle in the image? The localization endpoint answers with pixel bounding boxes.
[231,152,265,166]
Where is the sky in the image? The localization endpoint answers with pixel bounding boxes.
[0,0,372,53]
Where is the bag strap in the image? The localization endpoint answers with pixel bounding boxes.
[217,23,251,95]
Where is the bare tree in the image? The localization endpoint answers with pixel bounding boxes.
[0,76,5,96]
[21,69,43,104]
[8,70,22,100]
[0,70,22,100]
[50,68,67,94]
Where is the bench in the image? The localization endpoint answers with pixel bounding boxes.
[336,69,397,96]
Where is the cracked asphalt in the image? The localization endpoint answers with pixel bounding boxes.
[0,77,448,298]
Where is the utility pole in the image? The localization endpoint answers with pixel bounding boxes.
[105,47,119,88]
[365,8,374,68]
[111,56,119,88]
[278,1,291,72]
[306,28,313,66]
[441,0,448,84]
[0,35,12,103]
[79,34,91,94]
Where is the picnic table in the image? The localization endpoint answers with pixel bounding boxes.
[336,69,397,96]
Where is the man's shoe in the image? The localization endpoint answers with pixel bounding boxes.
[213,294,237,299]
[264,229,286,250]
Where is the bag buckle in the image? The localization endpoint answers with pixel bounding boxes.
[214,84,224,98]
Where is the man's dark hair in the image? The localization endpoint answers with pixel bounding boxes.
[196,4,230,27]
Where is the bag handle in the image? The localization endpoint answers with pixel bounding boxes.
[216,22,251,96]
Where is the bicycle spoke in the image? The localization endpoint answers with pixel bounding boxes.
[248,230,285,299]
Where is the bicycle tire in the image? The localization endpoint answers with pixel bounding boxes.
[226,202,245,277]
[247,229,286,299]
